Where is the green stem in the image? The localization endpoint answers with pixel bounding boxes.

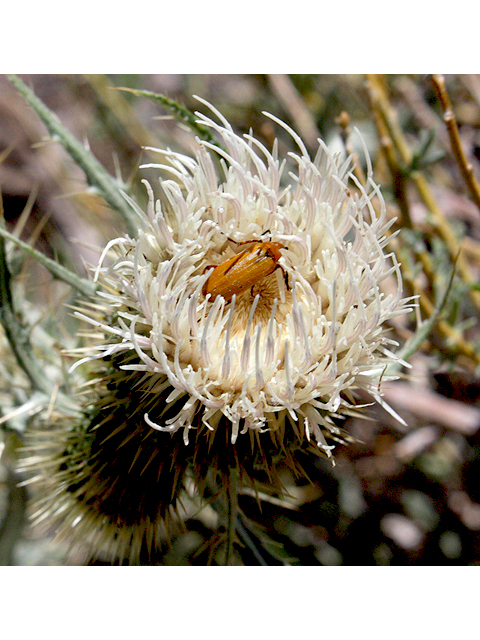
[0,212,81,417]
[115,88,221,147]
[0,225,97,298]
[387,257,458,374]
[8,75,141,238]
[0,221,52,396]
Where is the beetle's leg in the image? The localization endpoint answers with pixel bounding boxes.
[202,265,215,275]
[274,264,290,291]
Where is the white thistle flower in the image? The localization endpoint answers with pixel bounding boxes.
[75,99,411,460]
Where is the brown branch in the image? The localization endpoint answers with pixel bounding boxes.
[364,90,413,228]
[366,74,480,314]
[429,74,480,214]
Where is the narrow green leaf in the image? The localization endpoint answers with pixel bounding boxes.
[0,225,98,298]
[387,258,458,374]
[8,75,141,238]
[116,87,221,147]
[0,219,57,397]
[0,208,82,416]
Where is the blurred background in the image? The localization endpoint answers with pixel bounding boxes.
[1,74,480,565]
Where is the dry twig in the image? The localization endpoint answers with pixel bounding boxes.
[429,74,480,214]
[366,74,480,316]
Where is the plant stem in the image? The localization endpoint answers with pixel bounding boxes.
[8,75,141,238]
[390,258,457,371]
[0,217,51,396]
[366,74,480,314]
[429,74,480,213]
[0,225,97,298]
[396,242,480,366]
[0,201,82,416]
[115,87,221,148]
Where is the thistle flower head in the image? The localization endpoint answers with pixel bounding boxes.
[17,99,414,564]
[76,100,410,459]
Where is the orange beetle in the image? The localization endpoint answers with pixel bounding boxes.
[202,241,286,302]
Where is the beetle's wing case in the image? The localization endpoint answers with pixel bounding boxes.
[202,242,285,302]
